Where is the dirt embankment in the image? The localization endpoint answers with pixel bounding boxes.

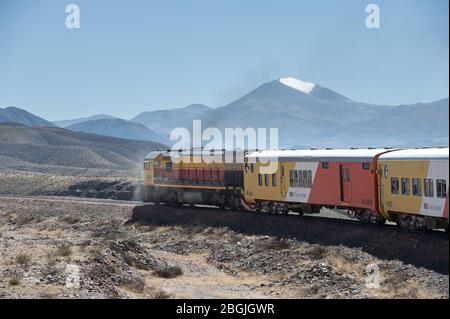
[0,197,448,299]
[132,205,450,275]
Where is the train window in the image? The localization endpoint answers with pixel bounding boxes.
[298,170,303,188]
[437,179,447,198]
[250,163,255,173]
[307,170,312,188]
[401,178,410,196]
[289,170,294,187]
[391,177,399,194]
[265,174,270,187]
[293,170,298,187]
[165,162,172,173]
[272,173,277,187]
[258,174,263,186]
[302,170,308,188]
[362,163,370,170]
[424,179,434,197]
[281,166,285,177]
[412,178,421,196]
[322,162,329,169]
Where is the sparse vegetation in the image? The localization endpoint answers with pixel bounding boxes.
[123,275,146,293]
[16,253,32,269]
[155,265,183,279]
[58,216,80,225]
[9,276,21,286]
[258,238,291,250]
[57,244,73,257]
[308,246,328,260]
[152,289,172,299]
[16,213,38,227]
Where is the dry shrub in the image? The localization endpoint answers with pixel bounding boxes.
[308,246,327,260]
[152,289,172,299]
[9,276,21,286]
[124,275,146,293]
[16,253,32,269]
[155,265,183,279]
[57,244,73,257]
[58,216,80,225]
[16,213,40,227]
[260,238,291,250]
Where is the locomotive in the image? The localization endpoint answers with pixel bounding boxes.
[142,147,449,231]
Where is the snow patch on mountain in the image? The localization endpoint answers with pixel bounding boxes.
[279,77,315,94]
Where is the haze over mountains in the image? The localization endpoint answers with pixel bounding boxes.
[54,114,117,128]
[67,118,168,145]
[132,104,211,136]
[1,77,448,149]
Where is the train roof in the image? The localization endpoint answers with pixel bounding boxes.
[379,147,449,160]
[245,148,392,162]
[144,149,246,160]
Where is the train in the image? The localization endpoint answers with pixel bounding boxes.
[142,147,449,232]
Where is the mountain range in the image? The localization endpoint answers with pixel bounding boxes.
[1,77,448,148]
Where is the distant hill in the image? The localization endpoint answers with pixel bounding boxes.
[54,114,117,128]
[0,106,56,127]
[0,124,165,173]
[132,104,210,136]
[67,118,168,145]
[319,98,449,148]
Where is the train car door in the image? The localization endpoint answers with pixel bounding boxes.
[280,163,287,197]
[340,164,352,202]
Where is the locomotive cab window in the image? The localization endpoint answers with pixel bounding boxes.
[272,173,277,187]
[264,174,270,187]
[412,178,421,196]
[424,179,434,197]
[258,174,263,186]
[362,163,370,170]
[437,179,447,198]
[165,162,172,172]
[322,162,329,169]
[391,177,399,194]
[401,178,410,196]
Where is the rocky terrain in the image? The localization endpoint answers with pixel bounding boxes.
[0,197,447,299]
[0,172,140,201]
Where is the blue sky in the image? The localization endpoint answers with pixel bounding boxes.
[0,0,448,120]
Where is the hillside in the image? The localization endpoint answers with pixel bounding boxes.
[132,104,210,136]
[54,114,117,128]
[67,118,168,145]
[0,124,165,173]
[0,107,56,127]
[320,98,449,148]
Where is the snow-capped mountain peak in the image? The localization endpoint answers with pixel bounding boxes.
[279,77,315,94]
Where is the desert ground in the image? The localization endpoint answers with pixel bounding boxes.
[0,194,448,299]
